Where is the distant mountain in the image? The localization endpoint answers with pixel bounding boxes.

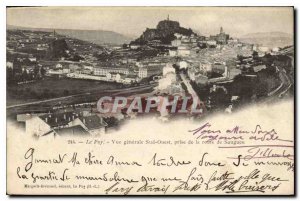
[239,32,293,48]
[240,32,292,38]
[7,25,133,45]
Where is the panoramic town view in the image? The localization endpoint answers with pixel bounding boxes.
[6,7,294,139]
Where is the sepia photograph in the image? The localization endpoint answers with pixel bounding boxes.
[5,6,295,196]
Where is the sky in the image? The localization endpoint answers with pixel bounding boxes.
[7,7,294,37]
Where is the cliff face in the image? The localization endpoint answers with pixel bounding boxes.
[157,20,180,32]
[133,19,194,45]
[141,28,158,41]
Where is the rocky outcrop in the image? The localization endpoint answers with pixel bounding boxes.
[48,39,69,59]
[133,19,194,45]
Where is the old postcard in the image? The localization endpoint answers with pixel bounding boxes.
[6,7,294,195]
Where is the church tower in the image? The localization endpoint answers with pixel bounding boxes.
[220,27,224,34]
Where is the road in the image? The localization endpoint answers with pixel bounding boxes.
[180,73,199,98]
[179,72,206,112]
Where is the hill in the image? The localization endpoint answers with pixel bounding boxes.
[239,32,293,48]
[132,18,195,45]
[7,25,133,45]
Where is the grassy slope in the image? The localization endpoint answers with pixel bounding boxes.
[7,77,122,106]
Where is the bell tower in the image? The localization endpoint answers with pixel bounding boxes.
[220,27,224,34]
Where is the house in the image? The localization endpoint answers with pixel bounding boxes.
[194,73,209,85]
[207,40,217,46]
[48,69,64,75]
[79,115,108,136]
[25,111,108,138]
[56,63,63,69]
[177,49,190,56]
[179,61,188,69]
[69,64,81,72]
[63,68,70,74]
[177,46,191,56]
[253,65,267,73]
[138,66,162,78]
[138,68,148,78]
[187,67,197,81]
[53,125,90,137]
[115,73,122,82]
[169,50,177,57]
[174,33,183,39]
[106,72,112,80]
[6,61,13,69]
[17,113,46,122]
[130,44,141,49]
[94,67,129,76]
[28,57,37,62]
[163,63,175,76]
[26,115,52,137]
[182,38,190,43]
[82,69,92,75]
[84,65,94,71]
[157,74,176,91]
[200,62,212,72]
[124,74,138,84]
[171,39,182,47]
[228,39,239,45]
[212,63,226,75]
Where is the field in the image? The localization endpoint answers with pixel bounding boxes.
[7,77,123,106]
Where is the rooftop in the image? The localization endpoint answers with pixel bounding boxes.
[39,111,80,127]
[79,115,108,130]
[54,125,90,137]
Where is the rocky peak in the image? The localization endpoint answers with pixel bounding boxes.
[132,17,195,45]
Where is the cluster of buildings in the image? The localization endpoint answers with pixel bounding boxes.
[45,54,177,84]
[155,63,183,95]
[7,29,109,77]
[168,26,282,60]
[253,45,281,56]
[18,110,109,139]
[7,29,54,53]
[45,61,138,84]
[236,54,268,74]
[208,27,230,45]
[136,58,170,78]
[187,62,230,85]
[168,27,232,57]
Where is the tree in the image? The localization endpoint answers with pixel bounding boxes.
[252,51,259,60]
[21,69,29,81]
[209,87,231,109]
[231,74,255,102]
[6,67,14,85]
[72,54,84,62]
[34,65,40,78]
[40,67,46,77]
